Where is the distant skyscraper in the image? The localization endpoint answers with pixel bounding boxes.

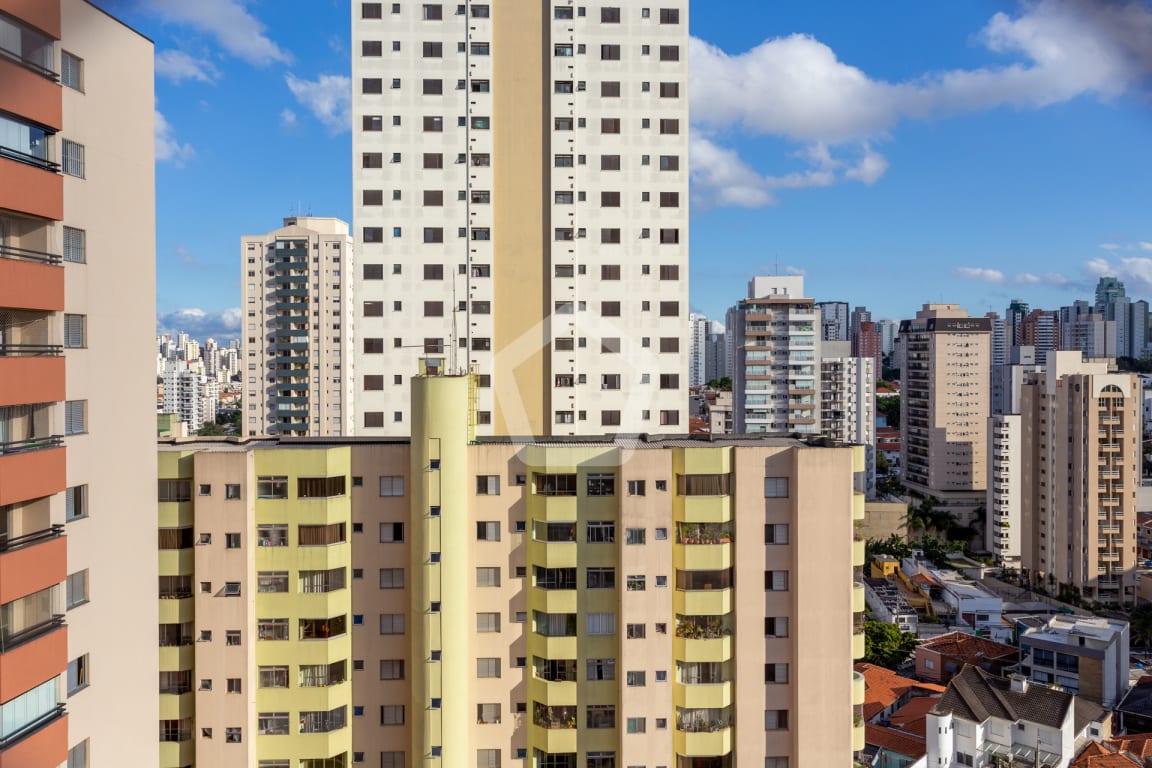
[1006,298,1029,347]
[877,319,899,357]
[816,300,849,341]
[821,340,876,494]
[688,313,709,387]
[1094,275,1126,309]
[985,311,1006,367]
[853,321,882,382]
[241,217,354,436]
[733,276,820,433]
[1019,309,1058,364]
[850,305,871,344]
[704,320,727,383]
[1058,301,1116,359]
[352,0,690,436]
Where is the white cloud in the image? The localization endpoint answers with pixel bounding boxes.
[783,265,806,276]
[280,108,297,127]
[1142,242,1152,251]
[690,0,1152,207]
[157,307,241,338]
[155,110,194,166]
[1098,240,1152,252]
[285,73,351,133]
[1099,243,1122,250]
[1084,256,1152,294]
[140,0,290,66]
[952,267,1071,286]
[155,49,219,84]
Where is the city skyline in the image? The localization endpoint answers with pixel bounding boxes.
[98,0,1152,338]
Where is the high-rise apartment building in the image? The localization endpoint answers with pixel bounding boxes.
[1019,352,1139,605]
[158,365,869,768]
[688,312,708,387]
[815,300,848,342]
[1058,301,1116,360]
[1019,308,1057,364]
[161,360,219,433]
[0,1,157,765]
[820,341,876,495]
[351,0,690,436]
[898,305,990,506]
[732,276,820,434]
[242,217,354,437]
[852,320,881,382]
[986,413,1022,567]
[985,311,1006,367]
[1005,298,1029,347]
[703,321,727,383]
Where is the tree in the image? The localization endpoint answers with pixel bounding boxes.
[706,377,733,391]
[1130,605,1152,651]
[197,421,225,436]
[864,618,918,669]
[876,451,890,475]
[876,395,900,428]
[867,534,912,562]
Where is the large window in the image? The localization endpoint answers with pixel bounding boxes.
[257,618,289,641]
[257,524,288,547]
[299,661,347,688]
[0,113,53,169]
[63,226,86,263]
[586,473,615,496]
[257,712,289,735]
[534,473,577,496]
[257,476,288,499]
[157,480,190,502]
[258,667,288,688]
[380,476,405,496]
[1,585,59,644]
[298,522,346,546]
[298,476,346,498]
[0,15,54,76]
[300,568,346,593]
[677,474,731,496]
[300,706,347,733]
[299,615,347,640]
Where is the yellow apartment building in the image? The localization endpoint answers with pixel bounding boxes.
[158,366,867,768]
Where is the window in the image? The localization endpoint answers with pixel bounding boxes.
[766,571,789,591]
[601,117,621,133]
[63,226,85,262]
[259,666,289,688]
[587,521,615,543]
[764,477,790,497]
[626,624,646,640]
[381,705,406,726]
[362,77,383,93]
[626,670,646,686]
[626,528,646,545]
[765,663,789,683]
[62,139,85,178]
[765,524,789,544]
[601,228,621,244]
[361,2,382,17]
[476,567,501,587]
[587,473,615,496]
[534,473,577,496]
[64,400,87,435]
[478,749,500,768]
[380,522,404,543]
[227,678,242,693]
[381,754,404,768]
[601,6,621,22]
[257,572,288,593]
[587,568,616,589]
[379,659,405,680]
[67,739,88,768]
[659,374,680,389]
[476,475,500,495]
[659,119,680,135]
[601,45,621,61]
[362,40,382,55]
[659,45,679,61]
[423,153,444,169]
[257,476,288,499]
[765,710,789,730]
[257,619,289,641]
[224,727,242,743]
[66,484,88,520]
[380,476,405,496]
[626,480,645,496]
[626,576,646,591]
[660,82,680,98]
[476,521,500,541]
[601,154,622,171]
[225,630,240,645]
[380,614,406,634]
[258,712,289,736]
[256,524,288,547]
[298,476,346,498]
[67,654,89,694]
[601,411,621,427]
[66,570,88,608]
[660,229,680,245]
[476,612,500,633]
[587,658,615,680]
[298,522,346,546]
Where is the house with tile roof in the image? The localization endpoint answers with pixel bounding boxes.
[915,630,1020,684]
[926,666,1108,768]
[1070,740,1144,767]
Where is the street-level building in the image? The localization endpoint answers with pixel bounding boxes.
[1017,614,1130,708]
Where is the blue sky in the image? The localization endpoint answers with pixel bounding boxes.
[93,0,1152,339]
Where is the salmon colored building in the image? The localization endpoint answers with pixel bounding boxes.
[0,1,156,765]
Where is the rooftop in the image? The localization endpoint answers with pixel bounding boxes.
[1020,614,1128,646]
[855,663,945,721]
[864,724,927,760]
[931,666,1103,731]
[918,631,1019,663]
[1071,741,1143,768]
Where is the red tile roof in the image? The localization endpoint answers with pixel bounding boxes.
[1104,733,1152,760]
[916,631,1019,663]
[889,694,941,737]
[1071,741,1142,767]
[864,725,927,760]
[855,663,946,721]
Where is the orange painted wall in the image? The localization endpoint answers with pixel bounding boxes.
[0,713,67,767]
[0,0,61,38]
[0,624,66,702]
[0,534,66,604]
[0,447,65,507]
[0,157,63,221]
[0,258,64,312]
[0,357,65,407]
[0,58,62,130]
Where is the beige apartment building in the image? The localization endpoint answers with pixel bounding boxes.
[351,0,690,437]
[0,0,157,765]
[242,217,355,437]
[1019,352,1139,605]
[897,305,990,516]
[157,363,869,768]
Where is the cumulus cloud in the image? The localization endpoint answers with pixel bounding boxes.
[285,73,351,133]
[690,0,1152,207]
[280,108,297,127]
[1084,255,1152,294]
[139,0,290,66]
[157,308,242,339]
[952,267,1071,286]
[1098,240,1152,252]
[155,110,194,166]
[155,49,219,84]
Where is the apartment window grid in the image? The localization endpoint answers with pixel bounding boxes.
[61,139,85,178]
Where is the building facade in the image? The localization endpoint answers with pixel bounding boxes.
[1019,352,1140,605]
[157,364,870,768]
[1017,614,1130,708]
[816,300,848,342]
[897,305,990,501]
[351,0,690,436]
[820,342,876,494]
[0,1,158,765]
[688,312,708,387]
[732,276,820,434]
[986,414,1022,567]
[242,217,354,437]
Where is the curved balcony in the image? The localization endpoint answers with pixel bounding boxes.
[675,680,733,710]
[674,708,733,757]
[853,582,866,613]
[853,492,866,521]
[677,496,731,524]
[853,536,866,568]
[852,627,866,660]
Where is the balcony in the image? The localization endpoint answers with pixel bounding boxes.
[0,705,66,767]
[0,251,64,311]
[0,525,64,605]
[0,357,63,409]
[0,616,65,703]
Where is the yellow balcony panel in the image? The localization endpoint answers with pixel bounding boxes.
[529,495,578,521]
[674,728,733,757]
[159,548,195,575]
[853,492,866,521]
[159,740,195,768]
[677,446,731,476]
[853,445,866,473]
[853,582,866,613]
[158,597,194,624]
[263,544,351,572]
[674,682,733,710]
[533,542,578,569]
[677,496,732,523]
[271,683,352,714]
[529,724,578,754]
[853,720,866,752]
[293,729,353,760]
[675,588,733,616]
[534,588,578,615]
[854,671,866,705]
[673,636,732,663]
[527,679,579,706]
[159,691,194,720]
[158,503,194,528]
[852,630,865,660]
[529,636,579,660]
[853,538,866,567]
[160,644,194,671]
[675,543,732,572]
